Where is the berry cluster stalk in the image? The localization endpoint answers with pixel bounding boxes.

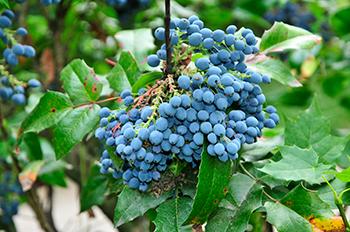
[164,0,172,76]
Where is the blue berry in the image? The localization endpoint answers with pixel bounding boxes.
[195,58,210,70]
[178,75,191,90]
[188,33,203,46]
[212,29,225,42]
[149,130,163,145]
[147,54,160,67]
[28,79,41,88]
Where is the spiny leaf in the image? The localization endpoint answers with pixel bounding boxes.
[280,185,333,219]
[153,197,193,232]
[114,187,171,226]
[206,175,262,232]
[265,201,312,232]
[259,146,332,184]
[285,100,349,163]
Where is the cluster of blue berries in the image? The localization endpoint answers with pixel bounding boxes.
[264,2,315,31]
[0,170,22,224]
[0,10,36,66]
[0,76,41,105]
[105,0,150,8]
[0,9,41,106]
[15,0,61,5]
[147,16,259,71]
[96,88,170,192]
[96,15,279,192]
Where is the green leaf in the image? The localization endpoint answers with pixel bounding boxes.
[60,59,103,104]
[52,104,100,159]
[335,167,350,182]
[0,0,9,8]
[259,146,332,184]
[265,201,312,232]
[153,197,193,232]
[260,22,321,54]
[184,148,232,225]
[107,146,124,170]
[39,170,67,187]
[206,175,262,232]
[241,136,283,162]
[21,91,73,133]
[80,165,109,212]
[40,170,66,186]
[248,58,301,87]
[20,160,67,188]
[280,185,333,219]
[114,187,171,226]
[285,101,329,148]
[330,6,350,37]
[118,51,141,86]
[228,173,256,205]
[39,160,67,175]
[106,64,131,93]
[312,136,349,164]
[22,132,43,160]
[318,179,350,209]
[285,101,349,163]
[132,72,163,93]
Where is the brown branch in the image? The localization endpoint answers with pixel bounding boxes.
[164,0,172,76]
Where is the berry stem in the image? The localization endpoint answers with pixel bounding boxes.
[164,0,172,76]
